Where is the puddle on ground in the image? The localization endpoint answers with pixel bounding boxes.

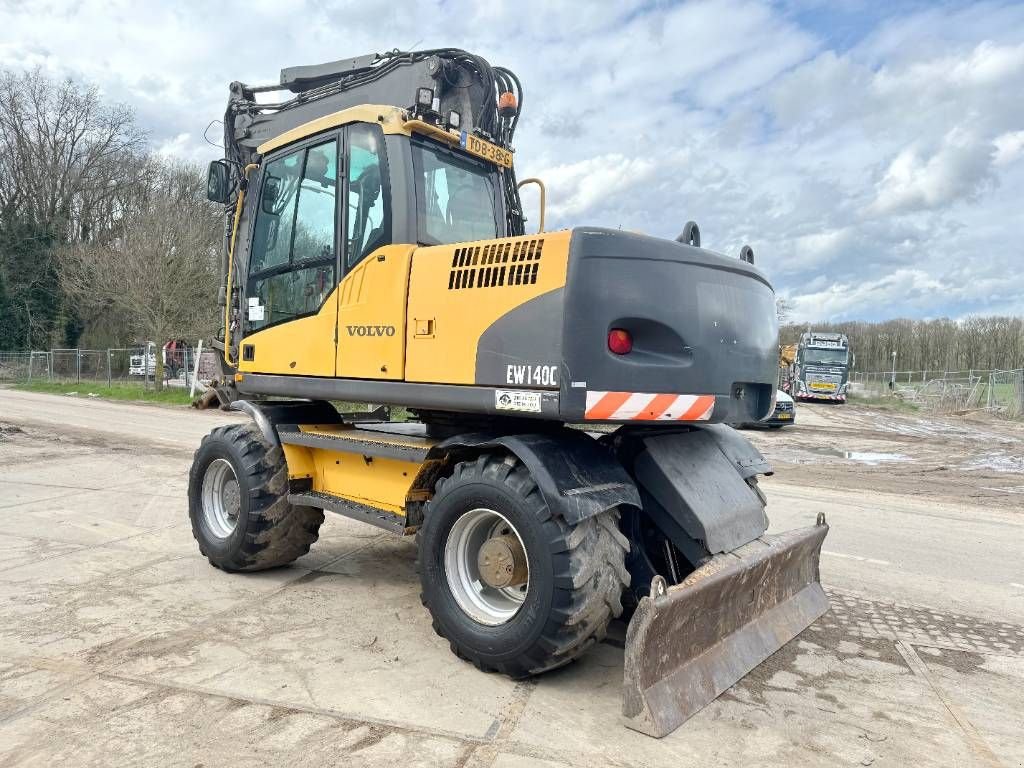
[804,447,912,465]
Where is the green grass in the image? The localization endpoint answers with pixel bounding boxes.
[14,380,195,406]
[981,381,1021,405]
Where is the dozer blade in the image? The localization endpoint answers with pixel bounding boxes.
[623,517,829,737]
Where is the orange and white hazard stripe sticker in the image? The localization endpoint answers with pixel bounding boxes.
[585,392,716,421]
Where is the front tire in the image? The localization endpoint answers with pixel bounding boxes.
[188,423,324,571]
[418,454,629,677]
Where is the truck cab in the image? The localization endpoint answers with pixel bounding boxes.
[789,331,852,402]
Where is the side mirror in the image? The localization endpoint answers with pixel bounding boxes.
[206,161,231,204]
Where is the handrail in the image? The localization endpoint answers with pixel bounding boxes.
[516,177,546,233]
[223,163,259,367]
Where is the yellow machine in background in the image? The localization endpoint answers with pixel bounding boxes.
[780,343,797,367]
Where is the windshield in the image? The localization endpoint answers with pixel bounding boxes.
[412,140,499,245]
[803,347,849,366]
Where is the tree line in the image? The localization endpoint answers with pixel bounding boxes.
[0,68,221,356]
[781,316,1024,373]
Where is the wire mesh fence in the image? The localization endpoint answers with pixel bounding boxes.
[987,369,1024,418]
[0,351,39,382]
[850,368,1022,416]
[0,342,219,395]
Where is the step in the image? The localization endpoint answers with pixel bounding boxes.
[277,423,434,462]
[288,490,408,534]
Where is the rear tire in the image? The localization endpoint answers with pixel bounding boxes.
[418,454,630,677]
[188,423,323,571]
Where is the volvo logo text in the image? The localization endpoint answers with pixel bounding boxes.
[346,325,396,337]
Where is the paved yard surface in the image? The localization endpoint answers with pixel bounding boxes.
[0,388,1022,767]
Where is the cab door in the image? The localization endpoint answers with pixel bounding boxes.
[336,122,412,380]
[238,136,341,376]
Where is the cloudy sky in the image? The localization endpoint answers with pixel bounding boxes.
[2,0,1023,322]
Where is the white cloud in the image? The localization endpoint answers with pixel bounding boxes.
[994,130,1024,166]
[792,228,854,266]
[543,154,657,220]
[155,132,218,164]
[868,128,997,215]
[787,266,1024,323]
[790,268,946,321]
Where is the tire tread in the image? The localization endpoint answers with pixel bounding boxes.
[189,424,323,572]
[418,453,629,677]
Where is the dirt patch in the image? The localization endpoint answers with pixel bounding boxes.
[745,404,1024,510]
[0,418,180,462]
[914,646,987,675]
[0,423,25,441]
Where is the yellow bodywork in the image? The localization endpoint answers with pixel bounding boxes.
[257,105,410,154]
[238,231,570,385]
[237,294,339,376]
[281,425,438,519]
[337,245,415,379]
[405,230,569,384]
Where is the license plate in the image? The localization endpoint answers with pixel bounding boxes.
[776,413,792,420]
[460,132,513,168]
[810,382,836,391]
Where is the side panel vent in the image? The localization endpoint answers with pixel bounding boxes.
[447,238,544,290]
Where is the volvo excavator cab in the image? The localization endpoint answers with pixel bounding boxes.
[191,48,829,738]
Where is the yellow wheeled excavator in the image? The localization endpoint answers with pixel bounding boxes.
[191,48,829,737]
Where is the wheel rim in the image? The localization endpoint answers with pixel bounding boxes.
[443,508,529,626]
[201,458,241,539]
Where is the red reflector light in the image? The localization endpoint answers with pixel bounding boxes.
[608,328,633,355]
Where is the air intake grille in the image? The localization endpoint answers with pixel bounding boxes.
[448,238,544,290]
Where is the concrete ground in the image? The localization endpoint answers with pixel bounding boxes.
[0,388,1022,767]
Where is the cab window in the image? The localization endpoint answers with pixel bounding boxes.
[248,139,337,330]
[412,140,499,245]
[346,123,390,268]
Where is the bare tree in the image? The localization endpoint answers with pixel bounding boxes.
[0,68,147,349]
[781,316,1024,373]
[61,162,221,386]
[0,68,147,237]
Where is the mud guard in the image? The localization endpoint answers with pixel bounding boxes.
[631,425,771,555]
[622,516,829,737]
[428,429,641,524]
[229,400,342,446]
